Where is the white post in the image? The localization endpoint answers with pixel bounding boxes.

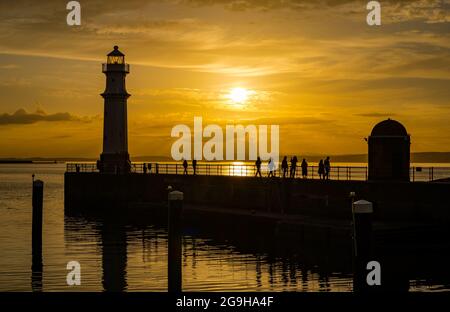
[352,199,373,293]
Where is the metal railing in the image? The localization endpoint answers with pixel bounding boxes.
[410,166,450,182]
[67,163,98,173]
[66,162,448,182]
[67,162,369,179]
[102,63,130,73]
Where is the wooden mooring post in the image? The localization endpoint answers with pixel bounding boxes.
[168,190,183,293]
[31,178,44,291]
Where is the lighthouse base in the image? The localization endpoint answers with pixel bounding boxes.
[97,152,131,174]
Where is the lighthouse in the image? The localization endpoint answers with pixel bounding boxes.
[97,46,131,173]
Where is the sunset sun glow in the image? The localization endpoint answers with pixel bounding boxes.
[228,88,250,105]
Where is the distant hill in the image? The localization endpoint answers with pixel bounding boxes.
[0,157,95,164]
[298,154,367,163]
[410,152,450,163]
[1,152,449,164]
[131,155,173,162]
[132,153,450,163]
[290,153,450,163]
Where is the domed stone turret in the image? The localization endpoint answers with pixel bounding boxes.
[371,119,407,137]
[368,119,410,181]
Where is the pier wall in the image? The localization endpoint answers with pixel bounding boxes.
[64,173,450,224]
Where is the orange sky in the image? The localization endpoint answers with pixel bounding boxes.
[0,0,449,158]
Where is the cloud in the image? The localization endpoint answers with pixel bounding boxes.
[0,0,448,80]
[240,116,335,126]
[355,113,398,118]
[0,0,448,155]
[0,78,30,87]
[0,108,95,125]
[181,0,450,24]
[0,64,19,69]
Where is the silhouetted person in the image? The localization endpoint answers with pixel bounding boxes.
[76,165,80,173]
[281,156,288,178]
[318,160,325,180]
[301,158,308,178]
[255,157,262,177]
[324,156,331,180]
[192,159,197,175]
[183,159,188,175]
[290,156,298,178]
[143,163,147,174]
[148,163,152,174]
[268,158,275,177]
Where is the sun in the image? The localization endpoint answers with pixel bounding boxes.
[228,87,250,104]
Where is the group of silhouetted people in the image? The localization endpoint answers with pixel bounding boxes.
[280,156,306,178]
[182,159,197,175]
[172,156,332,179]
[255,157,278,177]
[255,156,308,178]
[254,156,331,179]
[142,163,157,174]
[257,156,309,178]
[318,156,331,180]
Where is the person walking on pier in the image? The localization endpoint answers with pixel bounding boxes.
[324,156,331,180]
[290,156,298,178]
[183,159,188,175]
[301,158,308,179]
[268,158,275,178]
[318,160,325,180]
[192,159,197,175]
[281,156,288,178]
[143,163,147,174]
[255,157,262,177]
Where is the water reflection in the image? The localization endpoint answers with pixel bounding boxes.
[2,163,448,292]
[99,220,128,292]
[64,212,354,292]
[63,212,450,292]
[31,252,43,292]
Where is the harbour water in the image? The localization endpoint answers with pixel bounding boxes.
[0,163,449,292]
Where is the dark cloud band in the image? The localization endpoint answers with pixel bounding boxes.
[0,108,92,125]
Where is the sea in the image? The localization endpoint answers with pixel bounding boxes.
[0,163,449,292]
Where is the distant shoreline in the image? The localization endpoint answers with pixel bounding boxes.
[0,160,59,164]
[1,152,450,164]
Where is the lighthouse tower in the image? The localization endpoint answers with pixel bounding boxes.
[97,46,131,173]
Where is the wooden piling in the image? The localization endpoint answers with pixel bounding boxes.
[31,179,44,291]
[168,190,183,293]
[32,180,44,257]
